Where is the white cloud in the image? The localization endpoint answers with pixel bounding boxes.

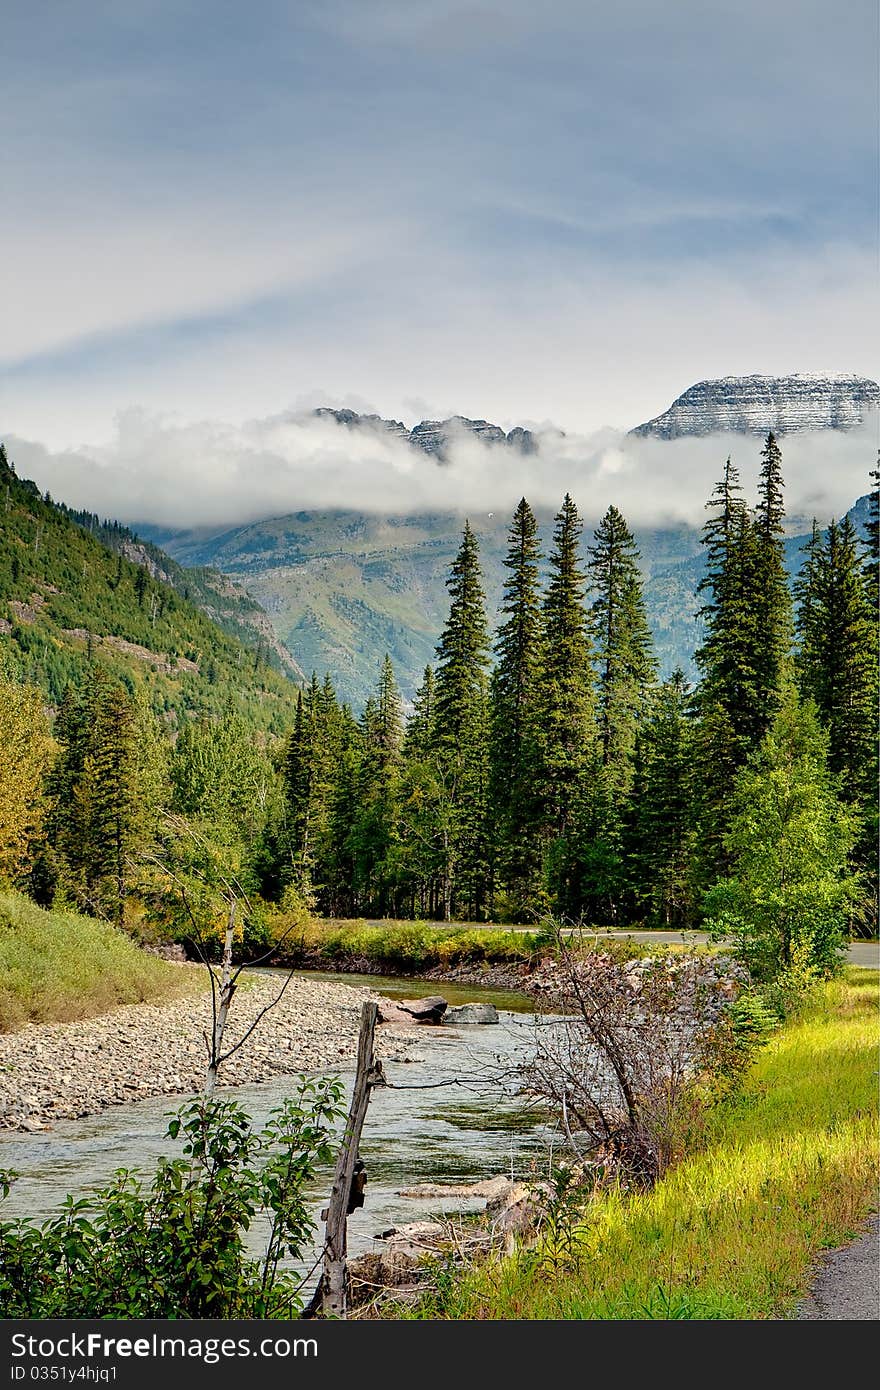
[6,408,876,533]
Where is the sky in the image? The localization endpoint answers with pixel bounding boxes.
[1,0,878,518]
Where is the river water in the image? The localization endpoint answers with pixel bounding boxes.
[0,971,557,1277]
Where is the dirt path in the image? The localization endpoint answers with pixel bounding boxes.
[796,1213,879,1320]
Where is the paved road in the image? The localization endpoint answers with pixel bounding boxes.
[594,930,879,969]
[796,1213,880,1320]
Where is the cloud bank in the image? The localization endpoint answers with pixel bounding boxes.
[6,409,876,533]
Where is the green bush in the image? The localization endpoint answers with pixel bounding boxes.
[0,1082,343,1317]
[298,919,543,971]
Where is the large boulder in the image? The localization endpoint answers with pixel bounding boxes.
[444,1003,499,1025]
[385,995,449,1024]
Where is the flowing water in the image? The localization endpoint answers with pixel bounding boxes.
[0,971,557,1280]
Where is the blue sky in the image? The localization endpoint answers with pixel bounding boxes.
[2,0,878,448]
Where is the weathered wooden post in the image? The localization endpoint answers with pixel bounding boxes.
[319,999,385,1318]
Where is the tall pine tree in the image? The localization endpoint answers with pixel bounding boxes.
[432,522,491,919]
[795,515,878,896]
[536,494,595,915]
[587,504,656,800]
[489,498,545,918]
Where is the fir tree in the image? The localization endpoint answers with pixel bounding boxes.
[432,522,491,919]
[404,665,436,758]
[795,515,878,900]
[349,656,405,913]
[489,499,545,917]
[47,667,161,921]
[536,494,595,915]
[587,504,656,799]
[752,431,792,738]
[625,670,694,926]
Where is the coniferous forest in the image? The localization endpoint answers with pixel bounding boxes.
[1,436,877,952]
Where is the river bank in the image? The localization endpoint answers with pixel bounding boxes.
[0,968,418,1134]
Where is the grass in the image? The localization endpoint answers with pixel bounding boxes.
[281,917,653,973]
[0,892,199,1032]
[407,968,879,1320]
[289,918,544,970]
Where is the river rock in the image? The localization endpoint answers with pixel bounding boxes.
[444,1003,499,1025]
[397,1175,512,1201]
[376,996,448,1026]
[0,972,417,1134]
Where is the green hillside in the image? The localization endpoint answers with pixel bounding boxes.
[0,445,298,732]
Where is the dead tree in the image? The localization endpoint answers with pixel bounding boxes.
[317,1001,386,1318]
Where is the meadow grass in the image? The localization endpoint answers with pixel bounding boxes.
[288,917,652,971]
[295,918,544,969]
[0,892,198,1031]
[411,968,879,1320]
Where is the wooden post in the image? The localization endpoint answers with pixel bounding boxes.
[320,999,385,1318]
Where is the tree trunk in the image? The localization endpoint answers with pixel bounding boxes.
[204,900,236,1098]
[320,1000,385,1317]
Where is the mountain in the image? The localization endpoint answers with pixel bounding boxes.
[54,501,304,683]
[313,407,542,459]
[142,508,711,706]
[631,374,879,439]
[142,500,871,711]
[0,445,299,731]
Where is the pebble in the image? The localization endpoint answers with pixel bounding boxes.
[0,971,414,1133]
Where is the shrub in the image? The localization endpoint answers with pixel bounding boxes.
[0,1081,343,1317]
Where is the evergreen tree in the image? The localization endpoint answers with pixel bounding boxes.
[348,656,405,913]
[404,665,436,758]
[536,494,595,915]
[795,515,878,906]
[432,522,491,919]
[752,431,792,738]
[625,670,694,926]
[47,667,163,921]
[489,499,545,918]
[282,674,341,902]
[692,445,793,886]
[587,504,656,800]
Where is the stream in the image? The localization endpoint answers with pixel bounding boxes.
[0,971,557,1278]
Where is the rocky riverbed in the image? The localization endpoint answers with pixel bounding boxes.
[0,969,416,1134]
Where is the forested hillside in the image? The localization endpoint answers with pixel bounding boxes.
[0,436,875,963]
[0,443,298,732]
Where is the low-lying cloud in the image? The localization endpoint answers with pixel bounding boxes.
[5,408,877,534]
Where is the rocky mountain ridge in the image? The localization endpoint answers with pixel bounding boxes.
[630,374,879,439]
[313,407,539,459]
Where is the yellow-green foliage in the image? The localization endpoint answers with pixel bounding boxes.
[0,672,54,884]
[297,918,543,968]
[416,970,879,1320]
[0,893,197,1032]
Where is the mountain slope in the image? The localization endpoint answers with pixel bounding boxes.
[0,446,299,731]
[631,374,879,439]
[146,501,872,710]
[144,509,711,704]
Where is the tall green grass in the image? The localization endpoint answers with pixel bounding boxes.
[284,918,650,971]
[0,892,197,1031]
[293,918,543,970]
[410,969,879,1320]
